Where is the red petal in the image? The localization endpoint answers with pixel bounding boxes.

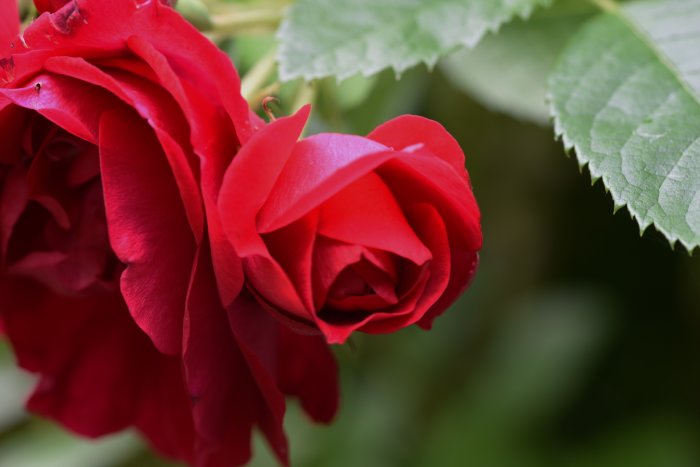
[243,255,310,320]
[276,325,339,424]
[219,106,309,257]
[219,107,311,321]
[9,182,113,295]
[122,38,244,307]
[368,114,468,175]
[0,164,28,258]
[0,278,195,463]
[326,259,398,311]
[378,149,481,251]
[0,0,19,56]
[261,210,319,312]
[99,109,195,355]
[228,289,339,434]
[134,356,196,463]
[318,172,431,265]
[0,73,121,143]
[362,203,451,334]
[184,245,287,467]
[257,134,393,232]
[377,150,481,328]
[33,0,70,13]
[312,236,363,309]
[10,0,252,141]
[43,55,205,242]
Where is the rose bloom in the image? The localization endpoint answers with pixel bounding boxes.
[218,107,482,344]
[0,1,337,466]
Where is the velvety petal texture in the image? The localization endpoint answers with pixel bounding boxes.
[0,0,19,57]
[0,1,338,466]
[219,110,482,344]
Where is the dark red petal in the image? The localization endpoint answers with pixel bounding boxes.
[0,278,195,459]
[0,73,120,143]
[327,259,397,310]
[276,324,339,424]
[361,203,451,334]
[368,115,468,175]
[261,210,319,312]
[99,109,195,355]
[0,104,27,164]
[257,134,393,233]
[318,172,431,265]
[115,38,245,307]
[184,245,287,467]
[228,289,339,441]
[33,0,70,13]
[134,356,195,463]
[312,236,364,310]
[43,55,205,242]
[227,291,291,465]
[206,203,245,308]
[0,164,28,259]
[316,264,429,344]
[243,255,310,320]
[9,182,113,295]
[311,226,443,343]
[0,0,19,56]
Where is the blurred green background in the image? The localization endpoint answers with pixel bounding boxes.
[2,10,700,466]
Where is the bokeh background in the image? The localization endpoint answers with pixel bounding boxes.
[2,6,700,466]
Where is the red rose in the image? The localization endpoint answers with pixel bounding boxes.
[0,1,337,466]
[218,107,482,344]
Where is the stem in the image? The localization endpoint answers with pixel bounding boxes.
[292,81,317,113]
[241,48,279,102]
[292,81,316,137]
[590,0,618,13]
[19,0,36,31]
[210,7,283,35]
[319,78,343,131]
[247,82,282,110]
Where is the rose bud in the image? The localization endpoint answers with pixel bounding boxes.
[219,107,482,344]
[0,1,337,466]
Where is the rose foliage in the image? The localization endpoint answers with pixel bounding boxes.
[0,0,482,466]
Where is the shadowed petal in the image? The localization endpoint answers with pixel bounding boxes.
[99,109,195,355]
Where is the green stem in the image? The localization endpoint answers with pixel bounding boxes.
[590,0,619,13]
[210,7,283,35]
[247,82,282,110]
[292,81,317,113]
[19,0,36,29]
[241,48,279,102]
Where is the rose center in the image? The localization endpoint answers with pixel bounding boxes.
[326,256,399,312]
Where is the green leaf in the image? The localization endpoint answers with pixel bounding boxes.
[549,0,700,250]
[277,0,553,82]
[440,1,594,124]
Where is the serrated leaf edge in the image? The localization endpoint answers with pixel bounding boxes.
[546,1,700,254]
[548,87,696,254]
[276,0,552,83]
